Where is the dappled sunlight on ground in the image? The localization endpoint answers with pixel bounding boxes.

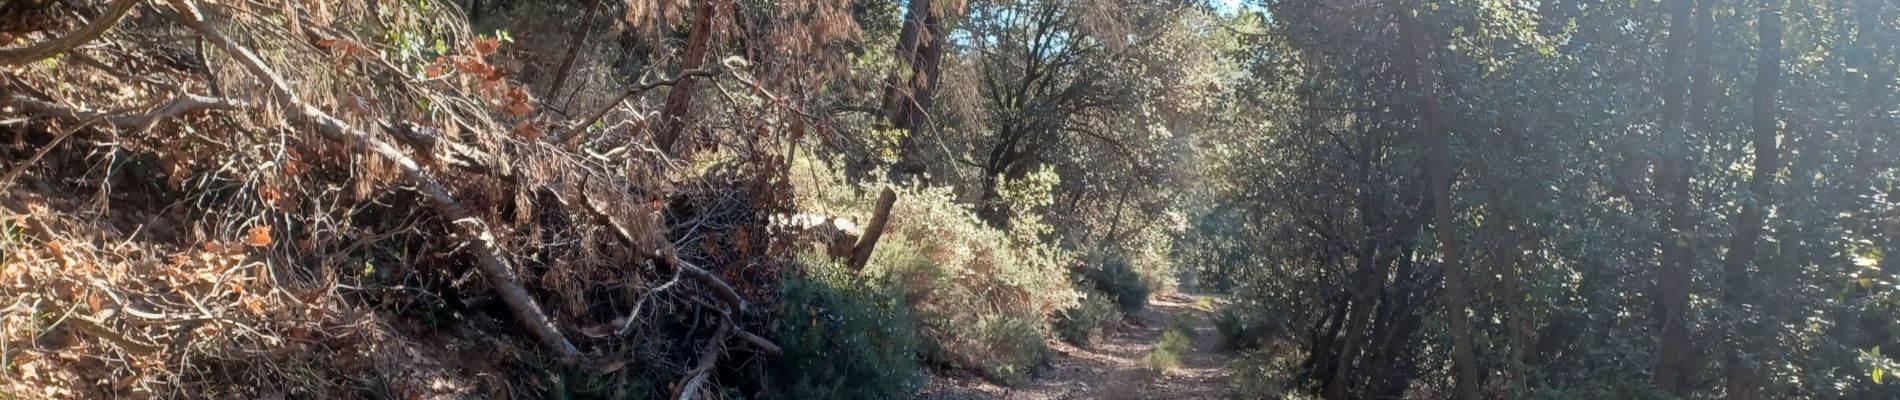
[918,294,1232,400]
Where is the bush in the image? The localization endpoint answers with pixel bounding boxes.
[846,185,1071,385]
[1228,346,1312,399]
[1139,316,1197,373]
[1214,306,1285,351]
[765,260,923,400]
[1088,256,1151,312]
[1056,290,1122,346]
[969,311,1052,385]
[791,158,1074,386]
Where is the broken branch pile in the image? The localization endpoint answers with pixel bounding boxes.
[0,0,814,398]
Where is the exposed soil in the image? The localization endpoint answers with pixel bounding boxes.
[918,294,1233,400]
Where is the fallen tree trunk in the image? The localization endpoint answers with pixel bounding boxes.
[165,0,582,360]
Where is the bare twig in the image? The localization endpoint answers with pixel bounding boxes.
[67,51,185,93]
[554,68,722,146]
[2,93,247,130]
[165,0,581,360]
[617,268,683,335]
[0,0,142,65]
[0,124,80,193]
[1,93,247,191]
[577,172,748,315]
[68,314,162,354]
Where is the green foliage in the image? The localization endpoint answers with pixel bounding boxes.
[766,258,923,400]
[1227,346,1313,400]
[1138,316,1196,373]
[876,187,1067,386]
[965,311,1052,385]
[791,157,1072,386]
[1056,289,1122,346]
[1213,305,1285,352]
[0,212,23,268]
[1087,256,1151,312]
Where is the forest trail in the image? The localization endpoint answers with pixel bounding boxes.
[919,294,1233,400]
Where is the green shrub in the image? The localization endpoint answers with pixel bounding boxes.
[858,187,1071,385]
[1214,306,1285,351]
[765,260,923,400]
[970,311,1052,385]
[1088,256,1151,312]
[791,156,1074,387]
[1056,289,1122,346]
[1228,346,1311,399]
[1139,316,1196,373]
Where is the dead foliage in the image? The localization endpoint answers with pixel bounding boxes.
[0,0,835,398]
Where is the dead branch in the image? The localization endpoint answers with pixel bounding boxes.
[673,320,730,400]
[67,314,163,354]
[382,120,497,174]
[734,328,782,356]
[686,295,782,357]
[164,0,582,360]
[616,269,683,335]
[0,0,141,66]
[67,51,185,93]
[554,68,722,146]
[578,173,748,315]
[2,93,247,130]
[1,93,248,191]
[846,186,897,271]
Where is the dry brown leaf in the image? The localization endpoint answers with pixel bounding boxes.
[507,99,534,117]
[512,120,542,140]
[243,296,265,315]
[245,225,273,247]
[47,241,70,268]
[424,61,450,79]
[472,37,501,56]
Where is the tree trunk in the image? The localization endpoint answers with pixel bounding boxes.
[654,1,717,156]
[1323,244,1389,400]
[1365,247,1424,397]
[885,0,960,182]
[1652,0,1700,395]
[545,0,603,104]
[1400,8,1483,400]
[1717,8,1782,399]
[846,187,898,271]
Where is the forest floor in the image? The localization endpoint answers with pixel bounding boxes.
[918,294,1233,400]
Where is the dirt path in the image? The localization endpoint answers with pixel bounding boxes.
[918,294,1233,400]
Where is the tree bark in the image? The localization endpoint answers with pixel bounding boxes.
[1718,8,1781,399]
[545,0,603,103]
[885,0,961,182]
[846,186,898,271]
[1322,245,1387,400]
[1400,8,1482,399]
[654,0,717,156]
[1652,0,1700,395]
